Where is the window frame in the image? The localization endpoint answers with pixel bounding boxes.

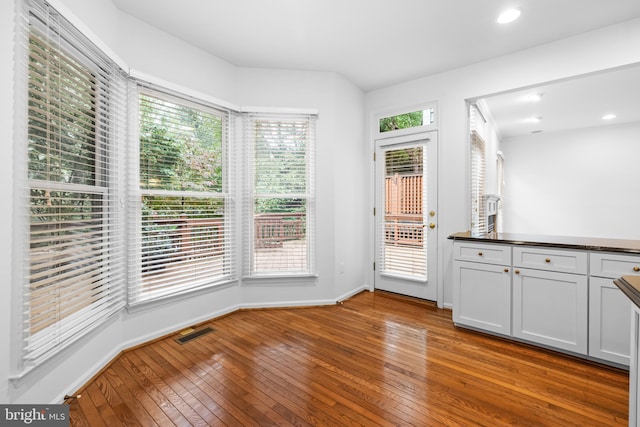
[127,84,236,307]
[243,113,317,279]
[12,0,127,377]
[470,130,487,236]
[374,103,438,139]
[496,151,505,233]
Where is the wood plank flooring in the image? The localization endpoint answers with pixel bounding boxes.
[67,291,629,426]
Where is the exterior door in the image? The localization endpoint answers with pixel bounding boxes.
[375,132,437,300]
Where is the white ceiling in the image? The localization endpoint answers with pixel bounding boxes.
[479,65,640,138]
[111,0,640,91]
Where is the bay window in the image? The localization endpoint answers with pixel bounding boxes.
[13,0,317,377]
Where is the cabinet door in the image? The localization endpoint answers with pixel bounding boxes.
[630,308,640,427]
[513,268,588,354]
[453,260,511,335]
[589,277,631,366]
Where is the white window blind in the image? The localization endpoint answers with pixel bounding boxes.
[380,146,427,280]
[128,87,235,305]
[496,152,505,233]
[470,130,487,236]
[13,0,127,373]
[244,114,316,276]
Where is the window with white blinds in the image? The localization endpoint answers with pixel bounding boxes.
[127,88,235,305]
[13,0,127,373]
[244,114,316,276]
[470,130,487,236]
[496,152,505,233]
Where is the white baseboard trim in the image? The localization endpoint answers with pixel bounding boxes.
[120,305,242,352]
[336,285,369,303]
[239,299,336,310]
[53,346,122,404]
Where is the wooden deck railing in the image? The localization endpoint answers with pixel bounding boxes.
[386,174,422,215]
[143,213,307,271]
[384,214,424,247]
[385,173,424,247]
[142,217,224,272]
[255,213,306,248]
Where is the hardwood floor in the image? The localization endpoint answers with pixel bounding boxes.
[67,291,629,426]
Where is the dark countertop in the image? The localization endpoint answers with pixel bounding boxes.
[614,276,640,309]
[448,231,640,255]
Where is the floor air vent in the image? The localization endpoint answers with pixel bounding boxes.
[175,326,214,344]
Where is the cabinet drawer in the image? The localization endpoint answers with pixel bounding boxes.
[590,252,640,278]
[513,246,587,274]
[453,241,511,265]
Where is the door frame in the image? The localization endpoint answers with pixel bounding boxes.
[369,103,442,307]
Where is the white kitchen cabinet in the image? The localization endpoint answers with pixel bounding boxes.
[512,266,588,354]
[452,242,511,335]
[630,306,640,427]
[450,233,640,367]
[453,259,511,335]
[589,277,631,365]
[612,276,640,426]
[588,251,639,365]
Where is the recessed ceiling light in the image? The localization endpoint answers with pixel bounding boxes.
[526,93,543,102]
[497,8,521,24]
[602,114,617,120]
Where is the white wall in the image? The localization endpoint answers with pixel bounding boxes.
[501,122,640,239]
[365,17,640,307]
[117,12,238,103]
[2,0,366,404]
[331,76,368,298]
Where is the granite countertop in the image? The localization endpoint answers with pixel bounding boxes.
[448,231,640,255]
[614,276,640,309]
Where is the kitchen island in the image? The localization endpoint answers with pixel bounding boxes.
[614,276,640,427]
[448,231,640,367]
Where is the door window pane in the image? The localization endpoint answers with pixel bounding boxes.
[381,146,427,279]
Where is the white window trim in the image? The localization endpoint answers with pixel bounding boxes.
[12,0,128,377]
[127,84,237,307]
[242,113,317,279]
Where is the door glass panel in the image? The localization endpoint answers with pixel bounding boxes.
[380,146,427,280]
